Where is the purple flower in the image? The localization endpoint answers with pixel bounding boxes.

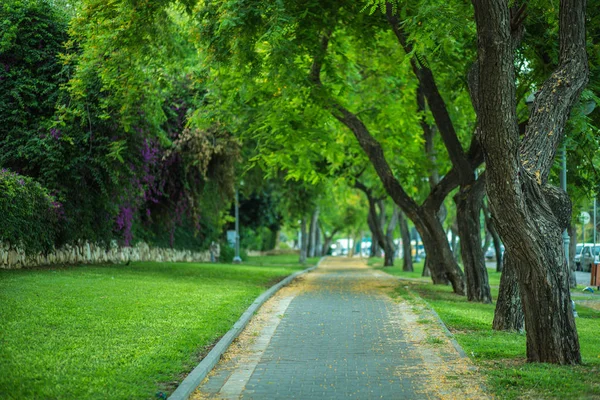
[115,205,135,246]
[49,128,61,140]
[17,178,25,186]
[50,200,65,220]
[141,138,159,165]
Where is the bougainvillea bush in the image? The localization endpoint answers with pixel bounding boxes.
[0,0,238,254]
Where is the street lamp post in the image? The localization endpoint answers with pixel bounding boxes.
[233,188,242,264]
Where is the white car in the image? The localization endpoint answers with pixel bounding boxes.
[574,243,600,272]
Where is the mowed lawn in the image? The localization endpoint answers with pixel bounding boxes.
[374,257,600,399]
[0,256,311,399]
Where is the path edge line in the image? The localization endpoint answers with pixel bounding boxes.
[168,257,325,400]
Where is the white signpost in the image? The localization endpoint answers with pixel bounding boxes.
[580,212,591,245]
[580,211,591,225]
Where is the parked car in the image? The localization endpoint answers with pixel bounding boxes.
[574,244,600,272]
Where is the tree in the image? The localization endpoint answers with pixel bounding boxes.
[473,0,587,363]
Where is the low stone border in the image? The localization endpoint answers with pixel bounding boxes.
[168,257,324,400]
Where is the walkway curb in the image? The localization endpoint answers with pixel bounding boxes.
[168,257,324,400]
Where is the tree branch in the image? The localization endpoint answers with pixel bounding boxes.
[385,2,473,184]
[520,0,588,184]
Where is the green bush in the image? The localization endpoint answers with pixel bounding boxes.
[0,169,58,253]
[219,243,248,263]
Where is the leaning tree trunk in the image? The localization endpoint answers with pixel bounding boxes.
[367,210,381,257]
[314,223,322,257]
[384,205,399,267]
[299,216,308,264]
[492,252,524,332]
[474,0,586,364]
[449,221,460,262]
[398,210,413,272]
[322,237,333,256]
[483,201,503,272]
[454,176,492,303]
[416,210,465,293]
[321,228,339,257]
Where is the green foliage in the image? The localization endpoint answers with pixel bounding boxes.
[0,0,69,174]
[0,170,57,254]
[219,244,248,263]
[1,5,62,172]
[1,0,240,253]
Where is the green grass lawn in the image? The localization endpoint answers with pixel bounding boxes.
[378,260,600,399]
[245,254,321,267]
[0,257,313,399]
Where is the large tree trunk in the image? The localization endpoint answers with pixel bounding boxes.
[416,211,465,292]
[367,202,381,257]
[315,223,322,257]
[398,210,413,272]
[454,175,492,303]
[355,182,395,266]
[448,221,461,263]
[308,207,319,258]
[474,0,587,363]
[384,205,399,267]
[492,252,524,332]
[299,216,308,264]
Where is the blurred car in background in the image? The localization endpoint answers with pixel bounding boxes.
[485,245,505,261]
[574,243,600,272]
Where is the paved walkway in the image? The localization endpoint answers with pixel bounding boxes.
[193,258,487,400]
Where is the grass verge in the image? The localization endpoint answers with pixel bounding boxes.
[0,257,313,399]
[380,264,600,399]
[370,256,503,286]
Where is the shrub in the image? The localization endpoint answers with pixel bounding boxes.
[219,242,248,263]
[0,169,58,253]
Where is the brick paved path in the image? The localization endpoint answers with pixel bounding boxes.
[194,258,487,400]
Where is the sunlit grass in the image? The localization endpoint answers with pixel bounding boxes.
[246,254,320,266]
[0,259,312,399]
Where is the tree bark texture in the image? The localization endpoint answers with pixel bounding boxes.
[367,210,381,257]
[300,216,308,264]
[483,201,503,272]
[355,182,395,266]
[321,228,339,257]
[308,207,319,258]
[315,223,322,257]
[454,175,492,303]
[398,210,413,272]
[385,205,399,267]
[474,0,587,363]
[492,252,524,332]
